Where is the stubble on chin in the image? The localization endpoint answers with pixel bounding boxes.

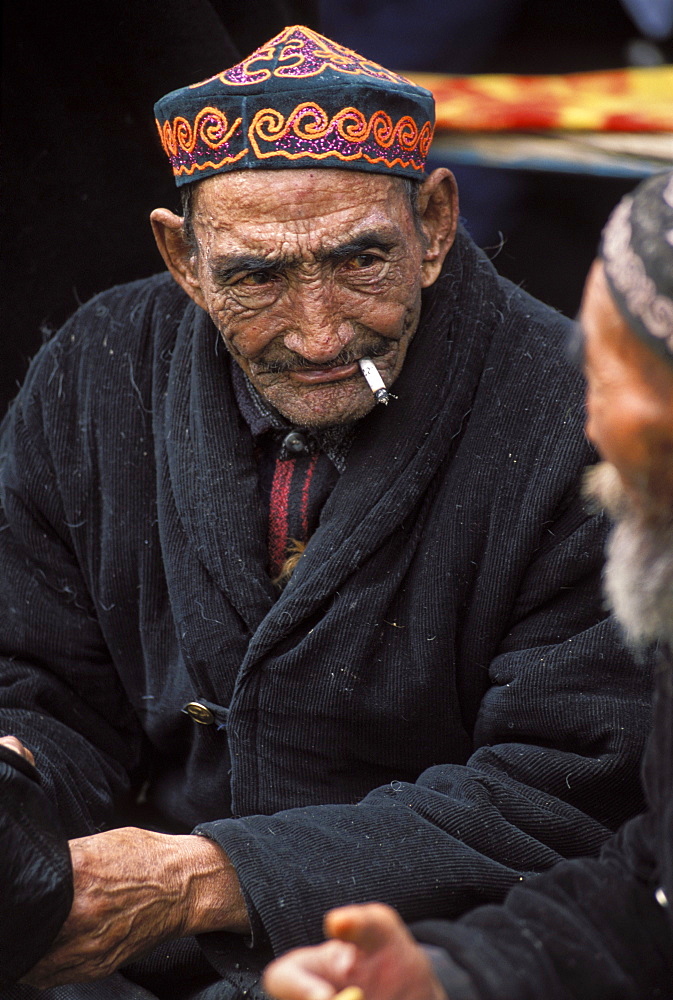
[584,461,673,650]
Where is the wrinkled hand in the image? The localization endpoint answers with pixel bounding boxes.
[21,826,248,988]
[0,734,36,766]
[263,903,448,1000]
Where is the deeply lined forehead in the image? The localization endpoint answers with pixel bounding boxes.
[192,165,408,219]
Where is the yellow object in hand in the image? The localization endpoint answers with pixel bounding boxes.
[333,989,365,1000]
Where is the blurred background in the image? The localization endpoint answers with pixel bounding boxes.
[1,0,672,415]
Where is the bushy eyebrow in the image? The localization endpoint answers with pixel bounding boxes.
[209,229,399,284]
[322,231,397,261]
[209,255,283,284]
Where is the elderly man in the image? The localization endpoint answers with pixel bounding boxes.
[0,26,651,999]
[263,169,673,1000]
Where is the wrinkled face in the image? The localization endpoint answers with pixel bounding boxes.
[184,169,432,427]
[580,262,673,649]
[579,260,673,511]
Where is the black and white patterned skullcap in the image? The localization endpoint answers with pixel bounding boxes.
[601,169,673,364]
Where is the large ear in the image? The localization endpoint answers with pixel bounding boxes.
[150,207,207,309]
[418,168,459,288]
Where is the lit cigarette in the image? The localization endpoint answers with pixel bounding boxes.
[359,358,393,405]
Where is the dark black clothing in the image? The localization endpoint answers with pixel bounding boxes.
[415,649,673,999]
[0,747,73,986]
[0,231,652,997]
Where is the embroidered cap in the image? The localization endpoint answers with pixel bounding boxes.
[601,169,673,363]
[154,25,435,186]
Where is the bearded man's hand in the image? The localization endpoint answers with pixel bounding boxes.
[263,903,448,1000]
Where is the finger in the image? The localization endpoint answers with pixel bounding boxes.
[263,957,335,1000]
[324,904,408,953]
[263,942,354,1000]
[0,735,36,766]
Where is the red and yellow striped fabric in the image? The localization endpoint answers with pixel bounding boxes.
[409,66,673,132]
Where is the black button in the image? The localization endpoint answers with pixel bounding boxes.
[283,431,308,454]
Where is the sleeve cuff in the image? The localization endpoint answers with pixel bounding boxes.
[191,827,269,950]
[422,945,481,1000]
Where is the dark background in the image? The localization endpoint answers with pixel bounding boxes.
[2,0,669,415]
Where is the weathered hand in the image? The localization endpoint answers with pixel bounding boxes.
[0,734,36,766]
[263,903,448,1000]
[21,826,248,988]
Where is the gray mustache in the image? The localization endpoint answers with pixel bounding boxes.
[254,338,390,375]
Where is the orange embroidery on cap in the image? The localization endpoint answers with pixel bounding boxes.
[157,107,242,156]
[156,107,248,177]
[248,102,433,171]
[190,26,414,90]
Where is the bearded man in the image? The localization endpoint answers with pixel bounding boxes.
[0,26,651,1000]
[263,169,673,1000]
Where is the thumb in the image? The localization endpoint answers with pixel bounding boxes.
[325,904,409,954]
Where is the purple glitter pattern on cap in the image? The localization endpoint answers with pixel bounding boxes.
[193,25,413,89]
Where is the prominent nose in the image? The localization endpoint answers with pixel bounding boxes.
[282,286,355,363]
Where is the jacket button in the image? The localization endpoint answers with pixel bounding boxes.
[283,430,308,454]
[183,701,215,725]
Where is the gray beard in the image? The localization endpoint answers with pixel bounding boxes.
[584,462,673,650]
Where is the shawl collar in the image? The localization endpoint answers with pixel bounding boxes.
[162,302,277,631]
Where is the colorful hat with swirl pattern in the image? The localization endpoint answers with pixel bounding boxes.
[154,25,435,186]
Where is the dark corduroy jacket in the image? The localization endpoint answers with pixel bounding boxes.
[415,649,673,1000]
[0,232,652,997]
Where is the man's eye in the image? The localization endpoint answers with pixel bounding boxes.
[239,272,274,286]
[347,254,380,270]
